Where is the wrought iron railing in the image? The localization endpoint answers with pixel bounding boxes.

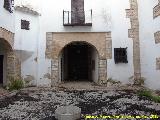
[63,9,92,26]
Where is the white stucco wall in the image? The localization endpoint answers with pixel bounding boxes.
[107,0,134,84]
[139,0,160,90]
[39,0,111,32]
[0,0,15,32]
[14,10,40,86]
[12,0,160,89]
[36,0,134,86]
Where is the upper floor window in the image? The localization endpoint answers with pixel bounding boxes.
[114,48,128,64]
[4,0,14,13]
[21,20,30,30]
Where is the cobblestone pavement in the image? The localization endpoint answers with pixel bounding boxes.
[0,88,160,120]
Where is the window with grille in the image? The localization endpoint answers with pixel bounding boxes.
[21,20,30,30]
[4,0,14,13]
[114,48,128,64]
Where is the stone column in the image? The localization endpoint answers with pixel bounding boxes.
[99,59,107,84]
[126,0,141,81]
[51,59,59,86]
[45,32,53,59]
[6,51,21,84]
[106,32,112,59]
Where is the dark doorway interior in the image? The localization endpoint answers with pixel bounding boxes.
[0,55,3,84]
[62,43,92,81]
[68,44,89,80]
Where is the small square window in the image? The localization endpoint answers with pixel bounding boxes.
[21,20,30,30]
[114,48,128,64]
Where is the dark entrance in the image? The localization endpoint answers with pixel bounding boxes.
[61,42,93,81]
[60,42,99,82]
[0,55,3,84]
[68,44,89,80]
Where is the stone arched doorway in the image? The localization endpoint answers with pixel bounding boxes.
[46,32,111,86]
[0,27,21,86]
[59,41,99,83]
[0,38,11,85]
[0,38,13,85]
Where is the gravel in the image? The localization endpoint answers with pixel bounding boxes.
[0,90,160,120]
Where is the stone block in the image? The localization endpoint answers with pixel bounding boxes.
[0,27,14,49]
[128,29,138,38]
[105,32,111,38]
[156,58,160,70]
[154,31,160,44]
[153,3,160,18]
[126,9,137,18]
[128,0,141,80]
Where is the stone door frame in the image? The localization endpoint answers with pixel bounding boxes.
[58,41,100,83]
[0,27,21,86]
[45,32,112,86]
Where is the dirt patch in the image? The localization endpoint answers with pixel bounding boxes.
[0,92,39,108]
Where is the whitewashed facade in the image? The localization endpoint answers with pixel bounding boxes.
[0,0,160,90]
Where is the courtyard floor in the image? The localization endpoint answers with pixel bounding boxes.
[0,83,160,120]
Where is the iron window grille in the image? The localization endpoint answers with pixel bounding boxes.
[4,0,14,13]
[21,20,30,30]
[114,48,128,64]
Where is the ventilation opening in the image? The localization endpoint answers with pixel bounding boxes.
[60,42,99,82]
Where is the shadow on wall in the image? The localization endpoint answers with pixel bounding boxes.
[14,50,34,63]
[63,26,92,32]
